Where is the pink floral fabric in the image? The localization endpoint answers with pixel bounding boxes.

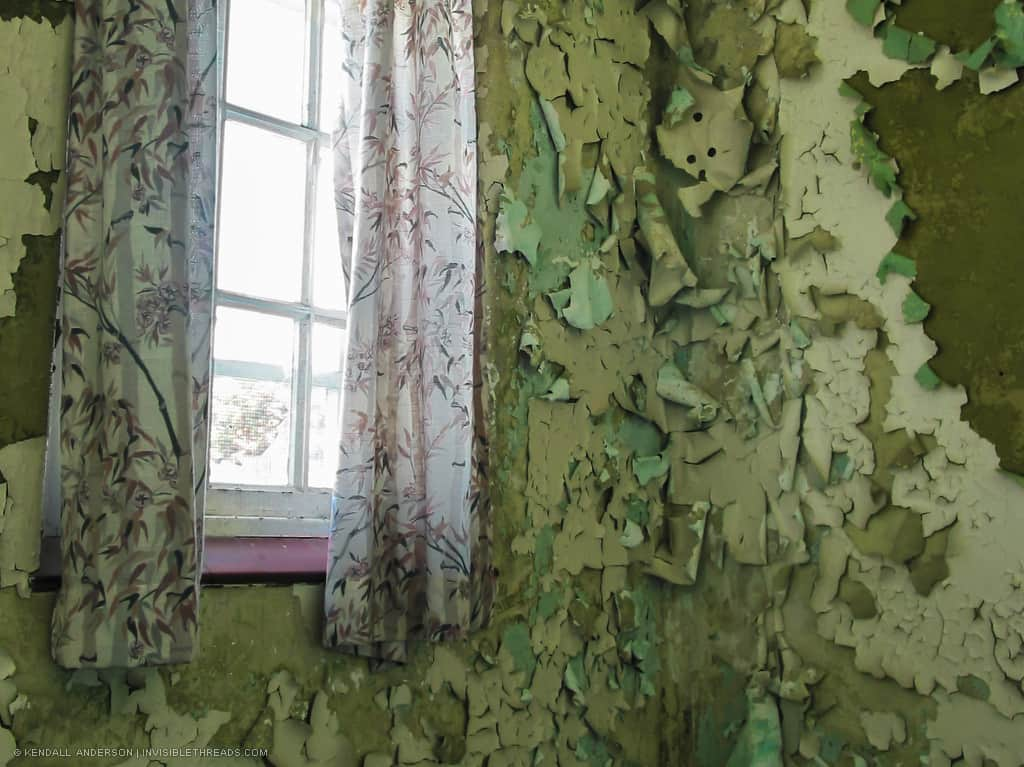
[52,0,217,667]
[325,0,492,658]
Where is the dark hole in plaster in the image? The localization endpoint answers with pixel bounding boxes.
[693,111,703,122]
[686,154,697,164]
[707,147,717,157]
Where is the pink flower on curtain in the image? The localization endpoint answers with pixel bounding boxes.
[324,0,492,659]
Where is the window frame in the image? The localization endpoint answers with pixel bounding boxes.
[35,0,343,586]
[205,0,344,539]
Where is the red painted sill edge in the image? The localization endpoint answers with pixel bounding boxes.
[34,535,329,590]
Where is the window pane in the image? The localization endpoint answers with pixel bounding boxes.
[319,0,343,130]
[226,0,307,122]
[217,121,307,302]
[307,323,345,488]
[210,307,296,487]
[312,146,346,311]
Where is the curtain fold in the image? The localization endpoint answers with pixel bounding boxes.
[324,0,492,659]
[51,0,218,668]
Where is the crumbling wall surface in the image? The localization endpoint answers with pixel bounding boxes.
[0,2,70,599]
[3,0,1024,766]
[768,0,1024,764]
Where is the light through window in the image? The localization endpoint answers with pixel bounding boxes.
[207,0,345,537]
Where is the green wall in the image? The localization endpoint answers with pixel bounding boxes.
[2,0,1024,765]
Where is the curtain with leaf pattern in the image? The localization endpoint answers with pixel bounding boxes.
[51,0,217,668]
[324,0,492,659]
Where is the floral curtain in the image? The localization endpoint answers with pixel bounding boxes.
[51,0,218,668]
[324,0,492,658]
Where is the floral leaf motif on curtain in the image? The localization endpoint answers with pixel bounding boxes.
[324,0,493,659]
[51,0,217,668]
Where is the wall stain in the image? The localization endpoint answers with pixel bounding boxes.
[851,69,1024,473]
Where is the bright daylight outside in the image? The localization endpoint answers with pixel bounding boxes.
[209,0,347,522]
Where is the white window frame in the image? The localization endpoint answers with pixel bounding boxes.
[205,0,342,538]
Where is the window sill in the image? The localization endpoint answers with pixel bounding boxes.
[32,535,329,591]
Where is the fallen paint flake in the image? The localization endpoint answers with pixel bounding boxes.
[267,669,301,721]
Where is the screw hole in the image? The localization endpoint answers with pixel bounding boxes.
[707,147,717,158]
[693,112,703,122]
[686,154,697,164]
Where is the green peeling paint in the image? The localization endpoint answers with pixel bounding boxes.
[915,363,942,390]
[885,200,917,235]
[994,0,1024,67]
[901,289,931,323]
[846,0,882,27]
[501,623,536,680]
[881,25,938,65]
[876,251,917,283]
[547,263,614,330]
[850,117,899,197]
[495,192,543,267]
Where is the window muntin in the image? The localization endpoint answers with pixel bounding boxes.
[207,0,345,537]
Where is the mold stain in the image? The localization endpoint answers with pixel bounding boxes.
[1,1,1024,765]
[850,68,1024,473]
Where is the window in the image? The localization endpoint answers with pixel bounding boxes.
[206,0,346,538]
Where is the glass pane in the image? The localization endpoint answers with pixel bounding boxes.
[319,0,343,130]
[210,307,296,487]
[217,121,307,302]
[307,323,345,488]
[312,146,347,311]
[226,0,307,122]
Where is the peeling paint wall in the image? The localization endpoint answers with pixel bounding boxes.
[2,0,1024,766]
